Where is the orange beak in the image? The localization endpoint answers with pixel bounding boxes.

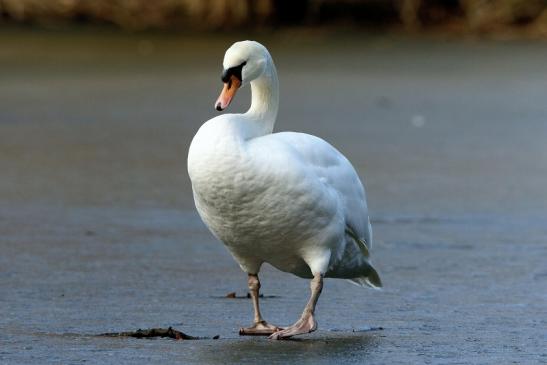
[215,75,241,111]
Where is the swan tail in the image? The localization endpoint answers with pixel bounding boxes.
[344,224,382,289]
[347,263,383,289]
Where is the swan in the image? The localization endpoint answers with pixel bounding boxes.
[187,40,381,339]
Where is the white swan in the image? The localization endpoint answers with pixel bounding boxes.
[188,40,381,339]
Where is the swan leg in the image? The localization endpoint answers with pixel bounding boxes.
[269,273,323,340]
[239,273,282,336]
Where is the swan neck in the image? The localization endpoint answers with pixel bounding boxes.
[246,58,279,134]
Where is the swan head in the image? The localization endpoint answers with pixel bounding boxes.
[215,40,268,111]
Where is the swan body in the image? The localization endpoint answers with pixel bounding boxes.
[187,41,381,338]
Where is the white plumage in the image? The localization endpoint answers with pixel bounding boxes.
[188,40,381,339]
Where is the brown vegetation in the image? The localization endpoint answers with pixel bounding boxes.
[0,0,546,37]
[98,327,219,340]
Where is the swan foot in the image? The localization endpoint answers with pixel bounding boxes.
[239,320,283,336]
[268,314,317,340]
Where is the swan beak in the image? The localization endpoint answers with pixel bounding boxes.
[215,75,241,111]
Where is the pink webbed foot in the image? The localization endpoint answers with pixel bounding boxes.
[268,313,317,340]
[239,320,283,336]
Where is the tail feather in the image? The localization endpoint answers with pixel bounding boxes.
[345,224,382,289]
[348,264,383,289]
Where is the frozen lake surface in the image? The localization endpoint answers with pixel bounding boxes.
[1,30,546,364]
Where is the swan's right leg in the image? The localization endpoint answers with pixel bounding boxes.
[239,273,282,336]
[268,273,322,340]
[268,250,330,340]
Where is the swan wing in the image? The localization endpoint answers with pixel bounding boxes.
[249,131,372,249]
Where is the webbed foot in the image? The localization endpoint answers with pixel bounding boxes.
[240,320,283,336]
[268,314,317,340]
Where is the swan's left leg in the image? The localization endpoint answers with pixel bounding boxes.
[239,273,282,336]
[269,273,323,340]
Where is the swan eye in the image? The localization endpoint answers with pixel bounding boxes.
[221,61,247,83]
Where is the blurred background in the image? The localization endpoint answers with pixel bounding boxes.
[1,0,547,36]
[1,1,547,364]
